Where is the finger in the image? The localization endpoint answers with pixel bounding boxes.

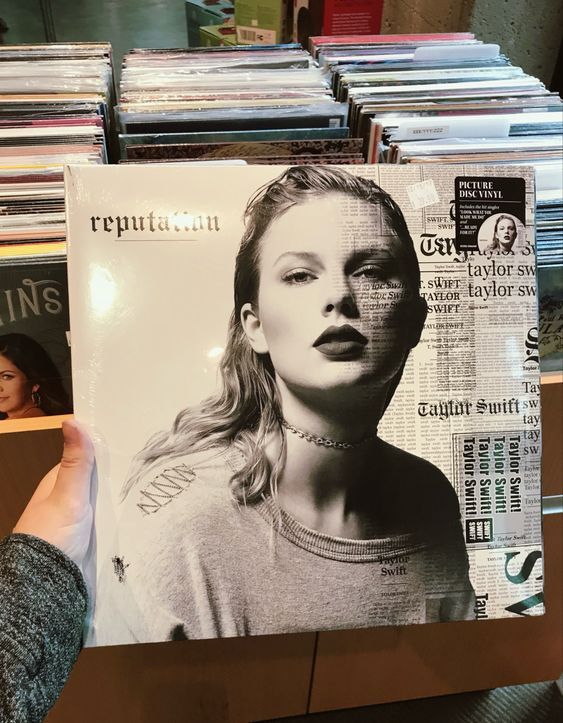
[27,464,60,505]
[13,464,59,534]
[49,419,95,508]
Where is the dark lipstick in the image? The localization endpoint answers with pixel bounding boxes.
[313,325,368,359]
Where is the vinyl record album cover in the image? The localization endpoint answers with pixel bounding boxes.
[65,163,543,646]
[0,260,72,428]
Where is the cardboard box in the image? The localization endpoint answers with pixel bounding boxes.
[185,0,235,46]
[199,23,239,46]
[235,0,291,45]
[293,0,383,48]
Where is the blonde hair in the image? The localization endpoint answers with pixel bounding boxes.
[123,166,421,503]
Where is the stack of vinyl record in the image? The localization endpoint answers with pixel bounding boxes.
[118,45,364,165]
[536,169,563,269]
[312,32,563,372]
[311,32,563,272]
[0,43,115,264]
[310,34,561,161]
[0,44,115,423]
[537,169,563,373]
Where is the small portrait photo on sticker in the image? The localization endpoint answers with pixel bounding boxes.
[477,212,524,255]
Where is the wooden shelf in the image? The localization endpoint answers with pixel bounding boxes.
[541,371,563,385]
[0,414,72,436]
[0,378,560,721]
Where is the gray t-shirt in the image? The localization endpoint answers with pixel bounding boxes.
[97,447,475,644]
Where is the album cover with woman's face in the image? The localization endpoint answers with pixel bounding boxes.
[0,260,73,431]
[65,163,542,647]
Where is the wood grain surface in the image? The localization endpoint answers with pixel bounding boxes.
[0,381,560,720]
[309,512,562,712]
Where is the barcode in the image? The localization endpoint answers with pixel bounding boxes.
[237,26,276,44]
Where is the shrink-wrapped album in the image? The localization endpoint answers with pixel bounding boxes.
[65,163,543,646]
[0,261,72,428]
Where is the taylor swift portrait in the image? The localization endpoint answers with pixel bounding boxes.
[105,166,475,643]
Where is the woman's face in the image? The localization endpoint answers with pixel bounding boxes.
[496,217,517,247]
[242,193,423,399]
[0,353,36,418]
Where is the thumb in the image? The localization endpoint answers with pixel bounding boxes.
[49,419,95,509]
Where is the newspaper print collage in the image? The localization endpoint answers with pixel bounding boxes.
[65,163,541,645]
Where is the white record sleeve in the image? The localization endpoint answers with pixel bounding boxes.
[65,163,542,646]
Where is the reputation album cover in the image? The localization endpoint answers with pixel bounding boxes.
[64,163,542,646]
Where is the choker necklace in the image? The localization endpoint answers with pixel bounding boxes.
[280,419,377,450]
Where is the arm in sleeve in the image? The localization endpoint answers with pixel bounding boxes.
[0,533,88,723]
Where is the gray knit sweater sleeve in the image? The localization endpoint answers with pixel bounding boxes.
[0,534,88,723]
